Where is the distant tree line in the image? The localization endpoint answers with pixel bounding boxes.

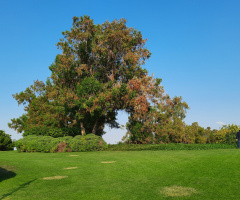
[124,123,239,145]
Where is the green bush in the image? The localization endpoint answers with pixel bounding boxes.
[16,135,58,152]
[107,143,236,151]
[23,126,82,137]
[16,134,107,153]
[0,130,13,151]
[68,134,108,152]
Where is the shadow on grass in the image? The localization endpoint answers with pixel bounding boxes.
[0,179,37,200]
[0,167,16,182]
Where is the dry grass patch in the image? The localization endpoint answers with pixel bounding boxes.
[42,176,68,180]
[160,185,199,197]
[0,165,16,172]
[101,161,116,164]
[64,167,78,170]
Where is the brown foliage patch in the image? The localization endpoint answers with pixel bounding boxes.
[57,142,71,152]
[0,165,16,172]
[128,79,141,91]
[134,95,148,114]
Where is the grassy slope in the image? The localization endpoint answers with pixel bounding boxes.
[1,149,240,200]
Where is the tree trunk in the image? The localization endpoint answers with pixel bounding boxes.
[92,120,98,135]
[80,122,86,135]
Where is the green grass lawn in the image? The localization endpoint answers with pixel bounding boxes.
[1,149,240,200]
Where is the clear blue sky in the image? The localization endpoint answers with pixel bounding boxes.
[0,0,239,144]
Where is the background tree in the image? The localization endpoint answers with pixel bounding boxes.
[213,124,239,145]
[0,130,13,151]
[124,80,190,144]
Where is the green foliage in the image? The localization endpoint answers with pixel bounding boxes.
[126,121,154,144]
[76,77,103,97]
[16,135,59,153]
[23,126,82,137]
[0,130,13,151]
[107,143,236,151]
[124,120,239,146]
[15,134,107,153]
[68,134,108,152]
[125,95,190,144]
[155,78,162,86]
[214,124,240,145]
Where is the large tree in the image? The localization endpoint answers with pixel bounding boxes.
[9,16,188,139]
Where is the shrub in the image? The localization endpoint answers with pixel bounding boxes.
[23,126,82,137]
[16,134,107,153]
[68,134,108,152]
[107,143,236,151]
[0,130,13,151]
[16,135,58,152]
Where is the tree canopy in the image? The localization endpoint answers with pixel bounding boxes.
[0,130,13,151]
[9,16,189,143]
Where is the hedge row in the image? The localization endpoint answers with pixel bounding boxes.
[16,134,107,153]
[15,136,237,153]
[107,143,236,151]
[23,127,82,137]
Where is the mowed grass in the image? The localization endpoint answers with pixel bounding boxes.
[1,149,240,200]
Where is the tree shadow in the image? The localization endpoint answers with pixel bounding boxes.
[0,166,16,183]
[0,179,36,200]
